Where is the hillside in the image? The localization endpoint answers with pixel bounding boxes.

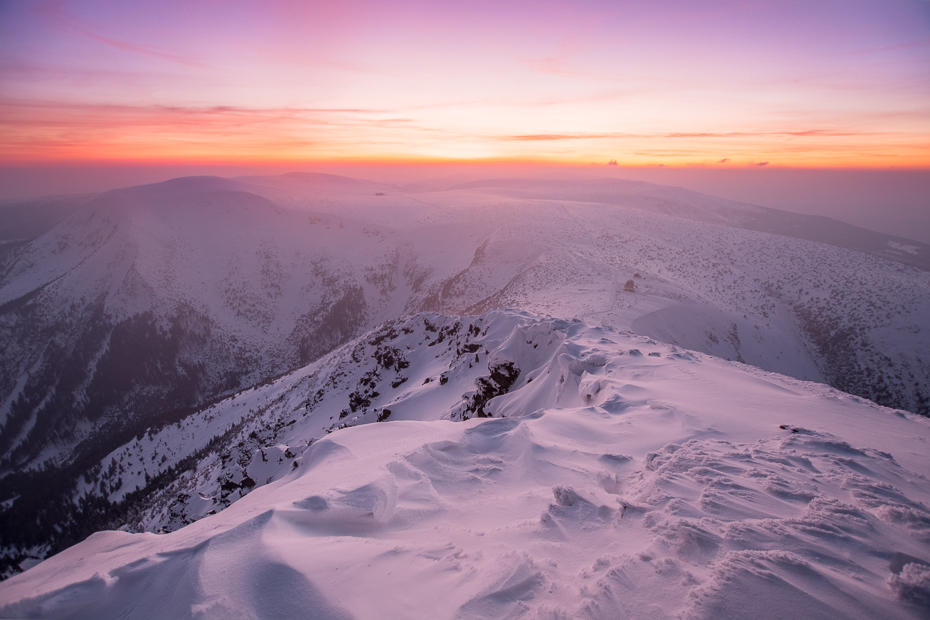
[1,310,927,619]
[0,173,927,580]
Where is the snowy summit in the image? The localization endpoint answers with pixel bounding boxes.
[1,310,928,619]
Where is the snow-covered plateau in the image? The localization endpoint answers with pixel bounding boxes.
[0,173,928,617]
[1,310,928,619]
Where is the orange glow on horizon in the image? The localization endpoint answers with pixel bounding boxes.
[1,1,928,173]
[4,154,929,171]
[2,98,926,170]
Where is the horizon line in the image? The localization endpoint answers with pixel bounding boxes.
[2,158,929,172]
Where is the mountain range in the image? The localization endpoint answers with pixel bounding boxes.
[0,173,928,617]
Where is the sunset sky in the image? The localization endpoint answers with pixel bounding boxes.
[1,0,929,168]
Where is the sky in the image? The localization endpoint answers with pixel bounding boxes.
[1,0,929,168]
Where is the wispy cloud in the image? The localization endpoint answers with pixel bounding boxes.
[498,129,874,142]
[519,37,589,77]
[0,99,433,161]
[29,2,207,68]
[240,42,377,75]
[0,99,398,120]
[664,130,863,138]
[78,29,207,67]
[520,54,587,77]
[842,37,930,57]
[504,133,622,141]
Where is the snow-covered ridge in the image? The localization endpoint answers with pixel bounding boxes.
[1,172,928,582]
[77,311,588,527]
[1,310,928,619]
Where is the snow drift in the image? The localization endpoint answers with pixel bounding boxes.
[1,311,928,619]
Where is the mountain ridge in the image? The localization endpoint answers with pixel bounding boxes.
[1,309,927,618]
[0,173,927,582]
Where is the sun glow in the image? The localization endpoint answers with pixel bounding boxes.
[0,0,928,168]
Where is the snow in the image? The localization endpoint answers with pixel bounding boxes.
[2,310,928,619]
[2,173,930,616]
[888,241,919,256]
[3,174,928,474]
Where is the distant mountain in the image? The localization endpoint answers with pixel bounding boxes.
[1,310,927,619]
[0,193,97,267]
[448,177,930,270]
[0,173,927,579]
[391,177,930,416]
[0,177,395,476]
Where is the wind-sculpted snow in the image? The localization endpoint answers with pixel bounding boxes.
[76,312,566,532]
[1,173,928,580]
[1,310,928,619]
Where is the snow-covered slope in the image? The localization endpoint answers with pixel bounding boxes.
[1,172,927,581]
[3,173,926,476]
[445,177,930,270]
[254,173,930,415]
[0,176,406,472]
[1,310,928,619]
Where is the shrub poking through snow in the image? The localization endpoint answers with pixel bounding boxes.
[460,361,520,419]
